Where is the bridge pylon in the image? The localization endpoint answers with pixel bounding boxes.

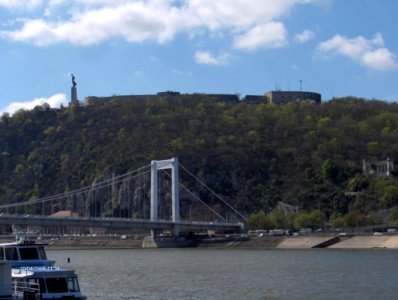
[150,157,180,236]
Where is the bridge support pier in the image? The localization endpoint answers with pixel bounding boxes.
[150,157,180,237]
[142,236,195,248]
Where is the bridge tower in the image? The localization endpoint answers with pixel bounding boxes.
[150,157,180,236]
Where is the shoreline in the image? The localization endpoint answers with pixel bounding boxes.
[3,234,398,250]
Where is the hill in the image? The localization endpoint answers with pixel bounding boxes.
[1,95,398,228]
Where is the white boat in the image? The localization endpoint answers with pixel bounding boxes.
[12,267,86,300]
[1,238,86,300]
[0,239,55,268]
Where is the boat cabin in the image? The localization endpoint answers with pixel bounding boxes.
[0,240,55,267]
[12,268,86,300]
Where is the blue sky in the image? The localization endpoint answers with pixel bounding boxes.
[0,0,397,114]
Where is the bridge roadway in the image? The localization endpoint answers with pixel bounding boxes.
[0,214,243,233]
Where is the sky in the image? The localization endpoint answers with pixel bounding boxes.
[0,0,397,114]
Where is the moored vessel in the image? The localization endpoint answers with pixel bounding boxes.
[1,238,86,299]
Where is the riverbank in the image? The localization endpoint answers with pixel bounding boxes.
[3,234,398,249]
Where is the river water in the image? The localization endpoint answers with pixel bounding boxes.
[48,248,398,300]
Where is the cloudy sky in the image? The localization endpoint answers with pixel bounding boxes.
[0,0,397,114]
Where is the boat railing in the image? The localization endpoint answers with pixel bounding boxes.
[12,281,40,298]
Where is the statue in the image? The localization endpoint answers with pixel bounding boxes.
[70,74,79,106]
[71,74,77,87]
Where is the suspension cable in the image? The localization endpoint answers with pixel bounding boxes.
[0,165,151,210]
[179,163,247,221]
[160,170,226,222]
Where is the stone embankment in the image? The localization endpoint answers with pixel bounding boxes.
[329,236,398,249]
[2,234,398,249]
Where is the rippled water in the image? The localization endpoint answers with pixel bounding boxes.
[48,248,398,300]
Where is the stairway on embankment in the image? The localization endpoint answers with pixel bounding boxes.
[277,236,341,249]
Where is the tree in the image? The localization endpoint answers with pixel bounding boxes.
[248,211,273,230]
[388,207,398,224]
[330,212,344,228]
[269,209,290,229]
[381,186,398,208]
[321,159,339,183]
[294,210,324,230]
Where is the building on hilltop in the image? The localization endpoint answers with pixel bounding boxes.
[84,94,159,106]
[265,91,321,104]
[157,91,181,97]
[84,91,240,106]
[243,95,267,104]
[242,90,321,104]
[193,93,239,103]
[83,89,321,106]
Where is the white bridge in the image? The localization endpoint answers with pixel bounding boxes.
[0,157,246,236]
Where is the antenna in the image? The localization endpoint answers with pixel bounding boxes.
[299,80,303,91]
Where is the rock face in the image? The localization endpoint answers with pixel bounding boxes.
[78,170,152,219]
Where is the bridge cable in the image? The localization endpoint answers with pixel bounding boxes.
[0,165,152,210]
[160,170,226,222]
[179,163,248,222]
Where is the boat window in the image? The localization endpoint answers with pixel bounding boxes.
[67,276,80,292]
[5,247,19,260]
[0,247,3,260]
[19,247,39,260]
[46,278,68,293]
[38,246,47,260]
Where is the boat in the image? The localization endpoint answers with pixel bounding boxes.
[12,267,86,300]
[0,239,55,268]
[1,238,86,299]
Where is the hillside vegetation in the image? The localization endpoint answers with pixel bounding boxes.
[1,95,398,228]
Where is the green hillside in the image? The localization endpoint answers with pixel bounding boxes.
[1,95,398,228]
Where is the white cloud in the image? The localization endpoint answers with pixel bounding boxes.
[294,29,315,43]
[1,0,319,49]
[3,1,182,45]
[233,22,287,51]
[185,0,302,30]
[361,48,398,71]
[317,33,398,71]
[194,50,228,65]
[0,0,42,10]
[0,93,68,115]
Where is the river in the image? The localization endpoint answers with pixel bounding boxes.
[47,248,398,300]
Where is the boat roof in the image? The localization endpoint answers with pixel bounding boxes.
[0,240,48,247]
[12,267,76,278]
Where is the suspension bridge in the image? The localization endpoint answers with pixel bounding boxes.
[0,158,246,237]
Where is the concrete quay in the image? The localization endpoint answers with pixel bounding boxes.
[3,234,398,249]
[329,235,398,249]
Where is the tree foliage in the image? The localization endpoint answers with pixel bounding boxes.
[0,96,398,224]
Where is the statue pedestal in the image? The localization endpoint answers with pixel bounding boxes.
[70,86,79,106]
